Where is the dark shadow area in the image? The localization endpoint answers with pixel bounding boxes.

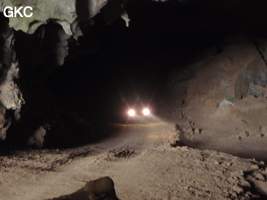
[243,167,267,199]
[49,176,120,200]
[45,0,252,124]
[1,121,123,151]
[47,0,267,123]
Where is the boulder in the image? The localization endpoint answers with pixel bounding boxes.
[49,176,119,200]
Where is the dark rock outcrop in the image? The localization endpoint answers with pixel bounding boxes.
[0,0,131,147]
[0,14,24,141]
[49,176,120,200]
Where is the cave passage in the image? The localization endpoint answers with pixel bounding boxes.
[1,0,267,151]
[1,1,267,199]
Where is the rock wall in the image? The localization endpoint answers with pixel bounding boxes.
[0,0,130,35]
[0,0,130,147]
[167,38,267,138]
[0,14,24,140]
[0,0,76,34]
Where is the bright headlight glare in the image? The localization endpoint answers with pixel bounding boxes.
[128,109,135,117]
[143,108,150,116]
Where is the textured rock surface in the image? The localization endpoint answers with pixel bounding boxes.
[0,0,131,144]
[0,61,24,110]
[0,0,76,34]
[0,124,266,200]
[185,42,267,133]
[0,14,24,140]
[0,104,11,140]
[162,38,267,162]
[0,0,130,35]
[49,177,119,200]
[186,43,265,104]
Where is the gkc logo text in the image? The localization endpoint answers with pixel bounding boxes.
[3,6,33,18]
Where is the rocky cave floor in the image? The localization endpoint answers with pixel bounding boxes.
[0,112,267,200]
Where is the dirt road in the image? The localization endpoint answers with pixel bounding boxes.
[0,120,266,200]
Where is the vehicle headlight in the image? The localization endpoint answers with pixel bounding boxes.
[128,109,136,117]
[142,108,150,116]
